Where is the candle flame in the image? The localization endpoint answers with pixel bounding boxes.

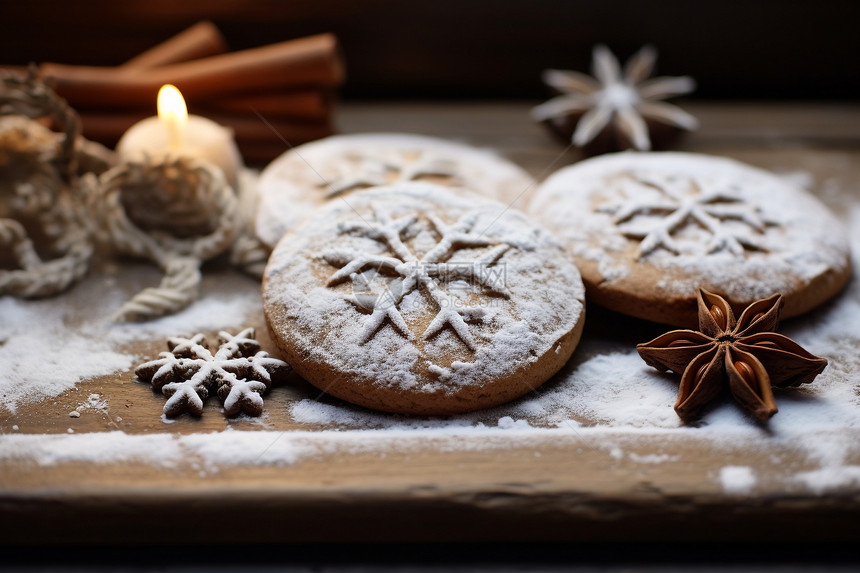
[157,84,187,148]
[157,84,188,123]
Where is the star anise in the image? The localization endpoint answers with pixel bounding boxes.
[637,289,827,422]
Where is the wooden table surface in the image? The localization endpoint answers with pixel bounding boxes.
[2,101,860,546]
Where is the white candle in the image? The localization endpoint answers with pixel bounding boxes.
[116,84,243,188]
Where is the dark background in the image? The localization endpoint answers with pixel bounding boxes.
[1,0,859,100]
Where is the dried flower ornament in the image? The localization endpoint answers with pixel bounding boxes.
[532,45,697,153]
[637,289,828,422]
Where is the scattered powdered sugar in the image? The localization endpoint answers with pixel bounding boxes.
[290,397,514,432]
[291,399,409,428]
[629,453,678,464]
[0,431,183,468]
[0,297,133,414]
[788,430,860,494]
[98,289,262,346]
[719,466,757,494]
[496,415,533,430]
[77,393,107,411]
[0,426,598,473]
[795,463,860,494]
[783,203,860,353]
[0,274,262,413]
[510,349,682,428]
[68,393,109,418]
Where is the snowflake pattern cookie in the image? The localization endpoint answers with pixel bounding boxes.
[135,328,291,417]
[529,152,851,327]
[255,133,535,248]
[262,183,585,415]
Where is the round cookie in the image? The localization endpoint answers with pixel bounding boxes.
[255,133,535,248]
[263,182,585,415]
[529,152,852,327]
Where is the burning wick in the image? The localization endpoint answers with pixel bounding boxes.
[157,84,188,150]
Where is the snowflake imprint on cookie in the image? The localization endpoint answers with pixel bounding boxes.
[598,172,772,258]
[135,328,291,417]
[322,207,519,350]
[319,151,460,198]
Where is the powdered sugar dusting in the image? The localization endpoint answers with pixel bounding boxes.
[795,464,860,494]
[105,290,262,345]
[0,297,133,414]
[0,431,183,468]
[0,274,261,413]
[719,466,756,494]
[71,393,109,418]
[630,453,678,464]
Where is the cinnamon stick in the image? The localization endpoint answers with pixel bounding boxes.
[69,89,331,121]
[121,21,228,70]
[237,139,339,165]
[214,114,334,142]
[78,111,333,147]
[0,66,27,78]
[197,90,332,121]
[236,141,293,165]
[42,34,344,108]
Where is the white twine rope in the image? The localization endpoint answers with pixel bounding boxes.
[0,69,95,298]
[2,70,267,309]
[0,67,79,177]
[0,217,93,298]
[229,168,269,278]
[83,156,239,322]
[230,232,269,278]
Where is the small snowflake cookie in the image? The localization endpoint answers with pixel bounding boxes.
[529,152,852,326]
[262,182,585,415]
[135,328,291,417]
[255,133,535,248]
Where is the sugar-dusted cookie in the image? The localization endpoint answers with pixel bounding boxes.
[530,152,851,327]
[263,182,585,415]
[255,133,535,248]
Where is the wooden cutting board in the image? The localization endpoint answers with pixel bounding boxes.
[1,102,859,545]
